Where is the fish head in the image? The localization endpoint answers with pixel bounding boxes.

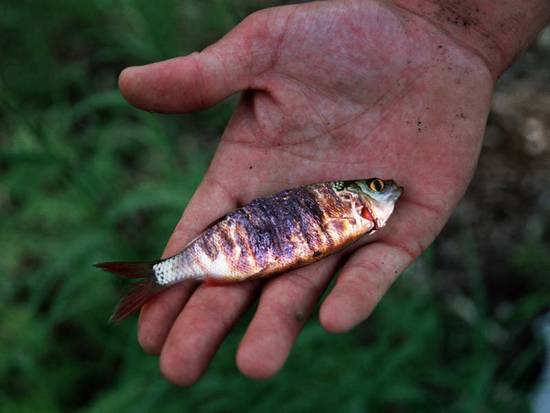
[337,178,403,229]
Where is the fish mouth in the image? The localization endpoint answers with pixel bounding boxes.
[398,185,404,194]
[387,185,404,203]
[392,185,405,201]
[396,185,404,199]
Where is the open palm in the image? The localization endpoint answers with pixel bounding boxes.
[119,0,494,385]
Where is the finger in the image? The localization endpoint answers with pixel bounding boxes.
[138,283,197,354]
[118,8,290,113]
[319,242,411,333]
[320,199,446,333]
[159,281,259,386]
[236,256,339,379]
[137,174,239,354]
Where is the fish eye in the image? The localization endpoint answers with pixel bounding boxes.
[368,179,385,192]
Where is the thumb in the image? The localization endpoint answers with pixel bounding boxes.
[118,8,287,113]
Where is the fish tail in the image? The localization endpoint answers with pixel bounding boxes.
[94,261,162,323]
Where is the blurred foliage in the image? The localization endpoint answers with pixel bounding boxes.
[0,1,548,412]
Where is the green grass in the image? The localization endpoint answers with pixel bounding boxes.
[1,1,548,412]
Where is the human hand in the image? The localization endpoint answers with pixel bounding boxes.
[117,0,544,385]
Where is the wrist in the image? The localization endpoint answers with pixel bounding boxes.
[389,0,550,79]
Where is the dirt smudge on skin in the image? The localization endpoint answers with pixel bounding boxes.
[433,0,481,29]
[295,310,305,323]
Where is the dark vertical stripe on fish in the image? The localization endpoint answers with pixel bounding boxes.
[196,228,219,261]
[232,187,326,267]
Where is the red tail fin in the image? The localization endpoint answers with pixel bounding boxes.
[110,281,161,323]
[94,261,162,323]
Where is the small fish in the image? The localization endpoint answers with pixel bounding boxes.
[96,178,402,322]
